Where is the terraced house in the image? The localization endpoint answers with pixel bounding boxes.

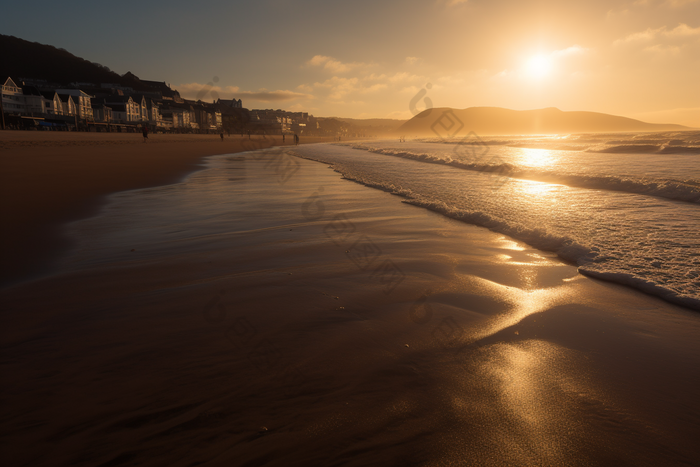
[55,89,94,120]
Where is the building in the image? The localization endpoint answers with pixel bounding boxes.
[189,102,218,131]
[159,105,192,129]
[40,91,64,116]
[1,77,25,114]
[57,94,77,116]
[131,95,161,124]
[98,96,140,122]
[131,95,148,121]
[140,80,181,100]
[91,103,112,122]
[249,109,293,133]
[100,83,135,93]
[55,89,94,120]
[21,86,47,115]
[143,98,161,126]
[216,98,243,109]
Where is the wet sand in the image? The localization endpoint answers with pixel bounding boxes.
[1,149,699,466]
[0,131,333,286]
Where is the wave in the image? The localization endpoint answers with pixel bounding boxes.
[412,199,700,311]
[658,146,700,155]
[418,136,700,154]
[578,268,700,311]
[291,149,700,311]
[347,145,700,204]
[587,144,700,155]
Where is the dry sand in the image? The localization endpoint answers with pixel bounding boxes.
[1,139,700,466]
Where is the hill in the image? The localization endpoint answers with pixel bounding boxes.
[0,34,157,92]
[397,107,690,136]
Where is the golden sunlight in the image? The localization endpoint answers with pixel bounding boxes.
[525,54,552,80]
[517,148,558,168]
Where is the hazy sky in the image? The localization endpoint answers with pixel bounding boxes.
[3,0,699,125]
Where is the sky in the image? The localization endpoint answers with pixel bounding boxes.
[2,0,699,125]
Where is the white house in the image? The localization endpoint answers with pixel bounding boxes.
[216,98,242,109]
[101,96,140,122]
[133,95,148,121]
[55,89,94,120]
[57,94,77,116]
[2,77,26,114]
[141,97,161,125]
[92,103,112,122]
[21,86,47,115]
[159,106,192,129]
[41,91,63,116]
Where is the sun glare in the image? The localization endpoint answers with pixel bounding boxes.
[525,54,552,80]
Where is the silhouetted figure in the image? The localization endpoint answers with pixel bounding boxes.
[220,132,224,141]
[142,126,148,141]
[294,134,299,145]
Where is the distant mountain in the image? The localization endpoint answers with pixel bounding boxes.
[0,34,156,92]
[397,107,690,135]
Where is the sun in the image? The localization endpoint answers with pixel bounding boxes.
[525,54,552,80]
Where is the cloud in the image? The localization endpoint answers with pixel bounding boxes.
[298,69,428,106]
[176,83,240,94]
[399,85,421,94]
[607,0,698,19]
[666,23,700,37]
[613,23,700,57]
[615,23,700,45]
[176,83,311,102]
[296,84,313,93]
[405,56,419,65]
[236,90,313,102]
[313,76,360,101]
[643,44,682,54]
[361,83,388,93]
[614,27,664,44]
[663,0,698,6]
[176,82,240,99]
[306,55,367,73]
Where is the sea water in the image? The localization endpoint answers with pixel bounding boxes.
[290,131,700,310]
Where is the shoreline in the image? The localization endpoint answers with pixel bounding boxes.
[2,151,699,465]
[292,148,700,313]
[0,131,337,286]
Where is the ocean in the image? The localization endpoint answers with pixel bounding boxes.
[290,131,700,310]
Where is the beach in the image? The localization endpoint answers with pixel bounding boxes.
[1,138,700,466]
[0,131,333,286]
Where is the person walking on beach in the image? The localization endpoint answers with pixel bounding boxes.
[220,132,224,142]
[142,126,148,142]
[294,134,299,145]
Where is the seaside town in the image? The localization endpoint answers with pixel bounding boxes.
[0,75,352,136]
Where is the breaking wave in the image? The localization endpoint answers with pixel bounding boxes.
[292,148,700,311]
[347,145,700,204]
